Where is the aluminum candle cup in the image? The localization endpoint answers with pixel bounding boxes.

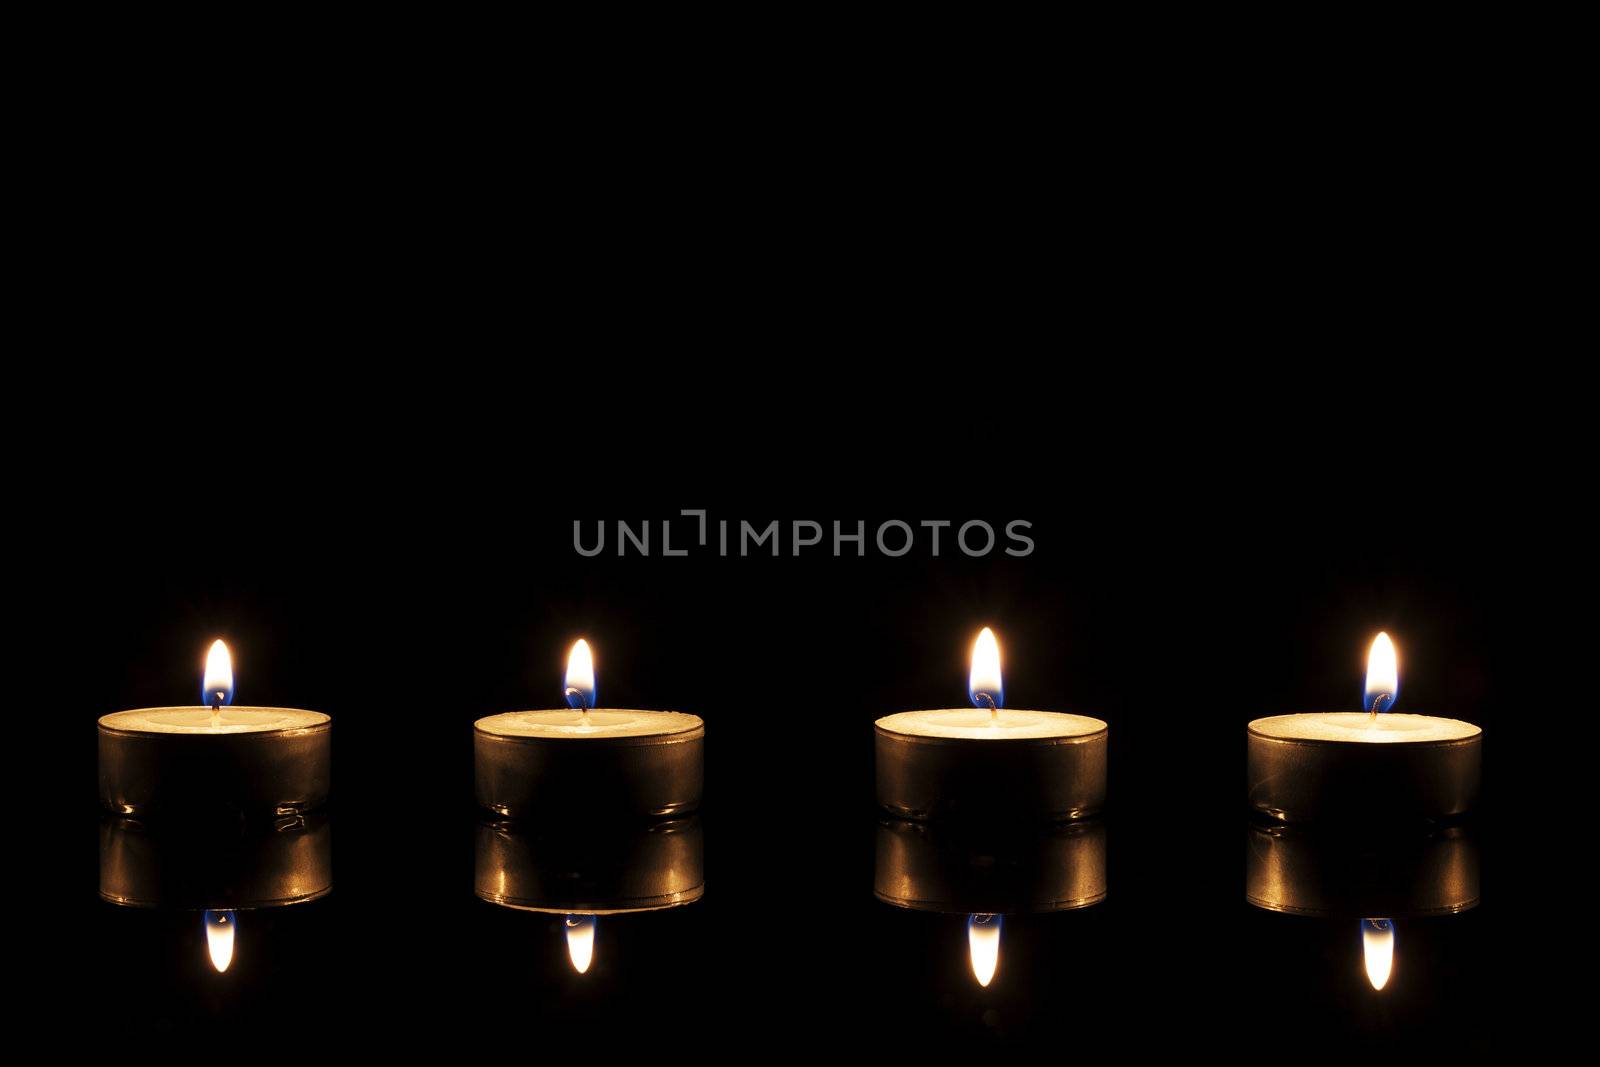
[1245,822,1479,917]
[98,708,332,817]
[875,710,1108,822]
[874,817,1107,913]
[474,816,704,913]
[1246,713,1481,823]
[99,813,332,909]
[474,710,704,818]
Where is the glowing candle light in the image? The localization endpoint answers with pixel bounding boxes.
[203,639,235,711]
[565,914,597,974]
[1362,918,1395,991]
[968,913,1001,987]
[204,909,236,974]
[564,639,596,714]
[1364,632,1398,716]
[969,627,1003,714]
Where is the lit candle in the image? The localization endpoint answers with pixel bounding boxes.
[1247,632,1482,821]
[98,640,331,817]
[875,628,1107,821]
[474,639,704,818]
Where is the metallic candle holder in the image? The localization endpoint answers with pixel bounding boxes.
[875,713,1107,822]
[99,813,333,910]
[1245,821,1479,917]
[1245,716,1481,824]
[474,711,704,818]
[98,708,332,817]
[474,816,704,914]
[874,817,1107,913]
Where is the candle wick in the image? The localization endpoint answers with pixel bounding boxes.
[975,692,999,722]
[1368,693,1392,722]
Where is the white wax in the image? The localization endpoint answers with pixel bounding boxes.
[876,709,1106,740]
[1249,713,1480,744]
[475,709,702,739]
[99,707,329,735]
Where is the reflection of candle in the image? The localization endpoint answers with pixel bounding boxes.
[874,817,1107,913]
[565,914,597,974]
[876,818,1106,989]
[473,816,705,913]
[1243,822,1479,918]
[474,816,704,979]
[204,909,236,973]
[1247,633,1481,821]
[967,913,1000,987]
[474,640,704,818]
[98,640,331,817]
[1362,918,1394,991]
[875,628,1107,821]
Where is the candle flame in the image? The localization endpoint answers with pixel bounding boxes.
[202,640,234,708]
[565,914,596,974]
[968,913,1001,987]
[205,910,236,973]
[1363,632,1399,715]
[968,628,1004,711]
[1362,919,1394,991]
[564,640,596,710]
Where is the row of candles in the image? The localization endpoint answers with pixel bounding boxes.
[100,628,1483,822]
[99,629,1482,987]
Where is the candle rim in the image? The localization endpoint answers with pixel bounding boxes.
[98,707,331,736]
[875,708,1107,744]
[474,709,704,743]
[1247,712,1481,746]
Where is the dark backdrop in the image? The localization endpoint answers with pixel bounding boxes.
[26,423,1549,1056]
[15,15,1577,1052]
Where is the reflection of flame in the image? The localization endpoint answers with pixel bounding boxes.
[564,640,596,710]
[968,913,1001,987]
[203,640,234,708]
[566,914,596,974]
[205,910,236,973]
[1363,632,1399,715]
[968,628,1003,710]
[1363,919,1394,991]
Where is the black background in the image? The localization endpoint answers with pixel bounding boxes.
[28,424,1556,1056]
[16,29,1574,1047]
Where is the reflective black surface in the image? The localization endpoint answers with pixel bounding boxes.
[38,450,1542,1055]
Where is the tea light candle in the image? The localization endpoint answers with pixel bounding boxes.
[474,640,704,818]
[1247,633,1482,822]
[98,640,331,817]
[875,628,1107,821]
